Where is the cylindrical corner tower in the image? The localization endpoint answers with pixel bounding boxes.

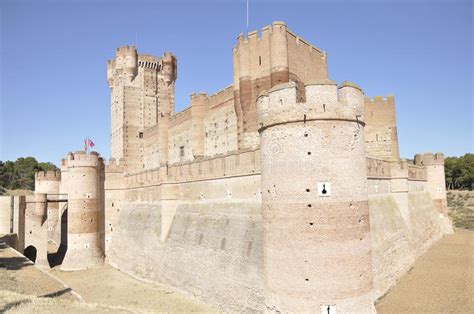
[257,81,374,312]
[61,151,104,271]
[35,171,61,245]
[414,152,448,214]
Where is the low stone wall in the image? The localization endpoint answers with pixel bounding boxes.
[0,196,12,234]
[0,233,18,250]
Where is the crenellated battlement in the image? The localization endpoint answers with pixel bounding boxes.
[414,152,445,166]
[256,80,365,131]
[105,157,126,173]
[235,21,324,56]
[138,54,160,70]
[190,92,207,102]
[62,151,104,167]
[364,95,395,104]
[35,170,61,181]
[116,45,136,53]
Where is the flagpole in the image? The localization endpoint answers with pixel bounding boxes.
[246,0,249,31]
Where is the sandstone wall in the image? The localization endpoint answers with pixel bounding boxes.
[24,194,48,266]
[143,125,161,169]
[204,99,238,156]
[104,175,447,312]
[35,171,61,245]
[168,111,193,164]
[0,196,12,234]
[286,30,327,83]
[364,96,400,161]
[369,192,444,299]
[106,174,264,311]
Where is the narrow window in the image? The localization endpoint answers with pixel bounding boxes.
[259,56,262,65]
[138,132,143,139]
[179,146,185,157]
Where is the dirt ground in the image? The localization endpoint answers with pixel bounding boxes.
[0,242,76,302]
[376,229,474,313]
[2,217,473,312]
[48,266,216,313]
[1,241,215,313]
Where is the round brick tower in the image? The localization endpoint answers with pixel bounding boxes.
[60,151,104,271]
[257,81,374,312]
[35,171,61,245]
[24,193,48,266]
[414,152,448,214]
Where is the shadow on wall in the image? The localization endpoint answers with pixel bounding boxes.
[0,242,33,270]
[23,245,37,263]
[47,244,67,268]
[47,208,68,268]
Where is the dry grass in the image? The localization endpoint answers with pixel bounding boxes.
[0,290,133,313]
[447,190,474,229]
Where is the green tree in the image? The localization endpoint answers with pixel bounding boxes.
[445,153,473,190]
[0,157,59,191]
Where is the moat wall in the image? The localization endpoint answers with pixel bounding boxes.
[106,174,263,311]
[105,174,447,311]
[369,191,444,299]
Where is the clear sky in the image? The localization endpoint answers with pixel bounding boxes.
[0,0,472,165]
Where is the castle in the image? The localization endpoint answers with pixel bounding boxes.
[0,21,453,312]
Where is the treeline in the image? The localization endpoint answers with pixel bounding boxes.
[0,157,59,192]
[445,153,473,190]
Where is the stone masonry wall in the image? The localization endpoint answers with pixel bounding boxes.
[364,96,400,161]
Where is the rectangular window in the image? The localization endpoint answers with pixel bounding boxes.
[179,146,185,157]
[139,132,143,139]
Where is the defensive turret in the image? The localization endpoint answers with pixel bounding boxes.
[60,151,105,270]
[257,80,375,312]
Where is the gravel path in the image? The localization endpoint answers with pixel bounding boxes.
[376,229,474,313]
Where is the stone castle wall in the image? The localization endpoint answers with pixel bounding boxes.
[100,149,446,311]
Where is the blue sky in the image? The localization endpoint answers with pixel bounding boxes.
[0,0,472,165]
